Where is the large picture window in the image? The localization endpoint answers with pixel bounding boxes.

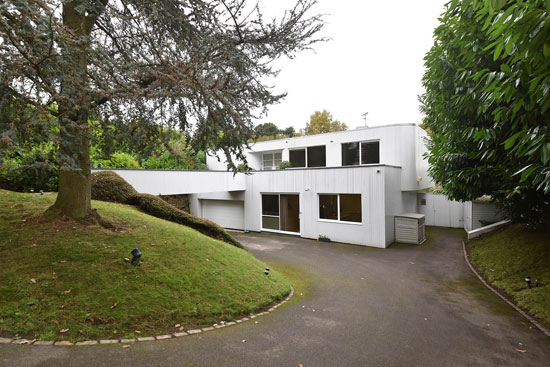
[263,152,282,170]
[289,149,306,168]
[289,146,326,168]
[341,141,379,166]
[307,145,326,167]
[319,194,362,223]
[319,195,338,220]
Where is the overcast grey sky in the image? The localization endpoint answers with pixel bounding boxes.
[257,0,448,131]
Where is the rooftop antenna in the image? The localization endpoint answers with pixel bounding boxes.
[361,112,368,127]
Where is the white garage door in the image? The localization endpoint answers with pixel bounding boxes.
[201,200,244,230]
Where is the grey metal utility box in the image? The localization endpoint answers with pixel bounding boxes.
[395,213,426,244]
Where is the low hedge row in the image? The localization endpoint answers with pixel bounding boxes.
[128,194,242,248]
[90,171,137,203]
[91,171,242,248]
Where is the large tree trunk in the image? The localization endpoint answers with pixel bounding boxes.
[52,124,92,220]
[50,1,97,221]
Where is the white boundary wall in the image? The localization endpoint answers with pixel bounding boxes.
[417,193,465,228]
[91,168,245,195]
[417,193,506,232]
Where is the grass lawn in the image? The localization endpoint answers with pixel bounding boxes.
[0,189,290,342]
[467,224,550,328]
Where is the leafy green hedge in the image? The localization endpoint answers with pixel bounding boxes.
[161,194,190,213]
[90,171,137,203]
[91,171,241,248]
[128,194,242,248]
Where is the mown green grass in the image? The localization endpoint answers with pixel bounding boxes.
[468,224,550,328]
[0,189,290,341]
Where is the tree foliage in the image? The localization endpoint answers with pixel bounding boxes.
[303,110,347,135]
[254,122,279,138]
[0,0,325,219]
[421,0,550,225]
[251,122,296,142]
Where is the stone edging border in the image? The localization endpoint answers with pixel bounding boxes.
[462,240,550,337]
[0,287,295,346]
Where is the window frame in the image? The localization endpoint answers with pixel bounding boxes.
[289,148,306,168]
[262,152,282,170]
[341,140,380,166]
[318,193,362,224]
[261,193,301,234]
[288,145,326,168]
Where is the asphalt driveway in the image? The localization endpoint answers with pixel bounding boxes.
[1,227,549,366]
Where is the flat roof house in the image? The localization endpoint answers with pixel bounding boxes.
[196,123,431,248]
[97,123,434,248]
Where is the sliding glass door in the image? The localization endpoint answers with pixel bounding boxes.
[261,194,300,233]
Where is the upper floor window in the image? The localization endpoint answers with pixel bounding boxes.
[289,149,306,168]
[263,152,282,170]
[341,141,380,166]
[289,145,326,168]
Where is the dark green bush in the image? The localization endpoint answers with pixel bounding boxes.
[90,170,137,203]
[0,161,58,192]
[128,193,242,248]
[161,194,190,213]
[0,146,58,192]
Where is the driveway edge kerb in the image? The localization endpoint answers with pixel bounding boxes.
[462,240,550,337]
[3,286,294,347]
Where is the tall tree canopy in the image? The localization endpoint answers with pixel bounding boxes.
[254,122,279,138]
[303,110,347,135]
[421,0,550,226]
[0,0,325,220]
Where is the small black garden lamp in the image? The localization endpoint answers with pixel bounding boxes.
[535,279,540,287]
[525,275,531,289]
[30,188,34,193]
[131,248,142,266]
[264,267,270,276]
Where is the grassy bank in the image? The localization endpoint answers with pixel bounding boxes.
[0,189,290,341]
[467,224,550,328]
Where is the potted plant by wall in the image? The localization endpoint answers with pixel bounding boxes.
[279,161,292,170]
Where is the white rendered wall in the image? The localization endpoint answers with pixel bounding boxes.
[91,169,245,195]
[471,201,505,230]
[188,191,245,218]
[415,127,433,190]
[207,124,430,192]
[418,193,465,228]
[384,169,418,245]
[242,165,401,248]
[464,201,473,231]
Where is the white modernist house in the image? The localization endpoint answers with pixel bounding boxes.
[98,123,436,248]
[94,123,504,247]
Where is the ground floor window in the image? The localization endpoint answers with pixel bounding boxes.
[319,194,362,223]
[261,194,300,233]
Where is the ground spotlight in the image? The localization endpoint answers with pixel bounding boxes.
[131,248,142,266]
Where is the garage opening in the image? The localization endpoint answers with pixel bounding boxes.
[201,199,244,230]
[262,194,300,234]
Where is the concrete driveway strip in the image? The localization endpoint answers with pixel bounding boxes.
[1,227,549,367]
